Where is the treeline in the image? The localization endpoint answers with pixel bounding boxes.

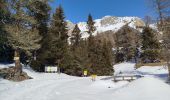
[0,0,114,76]
[114,25,161,64]
[1,0,169,77]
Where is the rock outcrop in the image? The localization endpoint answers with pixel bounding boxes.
[0,66,32,81]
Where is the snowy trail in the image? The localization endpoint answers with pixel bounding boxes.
[0,76,83,100]
[0,70,129,100]
[11,79,81,100]
[0,77,116,100]
[0,63,170,100]
[1,75,170,100]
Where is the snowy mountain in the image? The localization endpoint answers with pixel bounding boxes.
[67,16,145,38]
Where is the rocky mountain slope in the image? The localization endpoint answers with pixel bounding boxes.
[67,16,145,38]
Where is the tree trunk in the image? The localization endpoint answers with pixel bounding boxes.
[14,49,22,74]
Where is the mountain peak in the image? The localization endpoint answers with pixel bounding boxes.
[67,16,145,38]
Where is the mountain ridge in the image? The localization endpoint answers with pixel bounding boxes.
[67,16,145,38]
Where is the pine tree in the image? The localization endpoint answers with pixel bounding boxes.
[83,25,114,76]
[69,25,89,76]
[87,35,95,72]
[86,39,114,75]
[70,24,82,75]
[114,25,140,62]
[141,27,160,63]
[75,39,89,76]
[101,39,114,75]
[46,5,69,71]
[86,14,97,74]
[89,40,103,75]
[87,14,96,35]
[70,24,81,47]
[86,14,96,56]
[86,14,96,62]
[5,0,42,73]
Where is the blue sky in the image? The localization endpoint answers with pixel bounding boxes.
[50,0,152,23]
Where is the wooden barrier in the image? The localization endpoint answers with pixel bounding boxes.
[113,75,142,82]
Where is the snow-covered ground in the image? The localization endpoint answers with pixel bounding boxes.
[0,63,170,100]
[114,62,168,75]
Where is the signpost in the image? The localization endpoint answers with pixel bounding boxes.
[45,66,58,73]
[91,74,97,81]
[14,57,20,61]
[83,70,88,77]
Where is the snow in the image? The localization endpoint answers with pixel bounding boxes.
[90,80,128,89]
[113,62,168,77]
[75,16,145,38]
[114,62,136,75]
[111,76,170,100]
[0,63,170,100]
[0,63,14,69]
[137,66,168,75]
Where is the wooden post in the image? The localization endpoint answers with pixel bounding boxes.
[14,49,22,74]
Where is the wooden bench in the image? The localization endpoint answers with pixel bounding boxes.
[113,75,142,82]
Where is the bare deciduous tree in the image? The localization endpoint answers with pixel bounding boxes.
[151,0,170,78]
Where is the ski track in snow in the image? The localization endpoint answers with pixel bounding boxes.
[1,77,75,100]
[0,77,119,100]
[0,63,170,100]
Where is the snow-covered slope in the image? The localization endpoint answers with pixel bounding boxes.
[0,63,169,100]
[0,63,14,69]
[67,16,145,38]
[114,62,168,77]
[112,76,170,100]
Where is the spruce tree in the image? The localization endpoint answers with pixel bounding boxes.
[86,15,113,75]
[70,24,81,47]
[87,14,96,35]
[86,14,96,56]
[86,14,97,74]
[114,25,140,62]
[87,14,96,56]
[141,27,160,63]
[75,39,89,76]
[86,39,114,75]
[69,25,90,76]
[47,5,69,71]
[70,24,82,70]
[102,39,114,75]
[86,14,96,63]
[89,40,103,75]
